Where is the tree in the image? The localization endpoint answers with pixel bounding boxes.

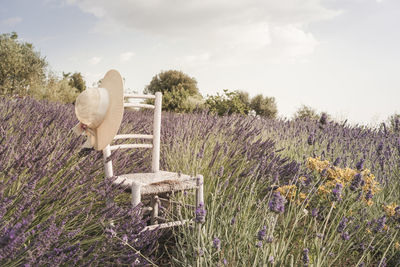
[0,32,47,95]
[205,89,249,116]
[63,72,86,93]
[250,94,277,119]
[144,70,202,112]
[293,105,319,120]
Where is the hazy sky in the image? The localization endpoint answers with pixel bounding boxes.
[1,0,399,125]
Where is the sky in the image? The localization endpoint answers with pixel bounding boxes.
[1,0,399,125]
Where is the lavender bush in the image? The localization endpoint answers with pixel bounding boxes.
[0,96,161,266]
[1,96,400,266]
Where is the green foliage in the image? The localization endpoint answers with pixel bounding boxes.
[144,70,202,112]
[293,105,320,120]
[250,94,278,118]
[205,89,250,115]
[162,86,203,113]
[236,90,250,107]
[31,73,79,103]
[0,32,47,96]
[63,72,86,93]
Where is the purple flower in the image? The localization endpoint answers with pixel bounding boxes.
[257,226,267,241]
[377,141,384,155]
[223,258,228,265]
[197,145,204,159]
[374,215,386,233]
[231,216,236,225]
[307,134,314,146]
[212,237,221,250]
[302,248,310,266]
[269,191,286,214]
[311,208,319,218]
[255,241,263,248]
[395,206,400,216]
[365,189,373,202]
[356,159,365,171]
[195,202,206,224]
[350,173,363,191]
[341,231,350,241]
[333,157,341,167]
[337,217,348,233]
[268,256,274,264]
[332,183,343,202]
[380,257,387,267]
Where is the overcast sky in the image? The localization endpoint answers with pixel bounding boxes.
[1,0,399,125]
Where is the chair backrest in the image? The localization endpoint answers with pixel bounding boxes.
[103,92,162,178]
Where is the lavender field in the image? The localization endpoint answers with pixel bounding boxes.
[1,96,399,266]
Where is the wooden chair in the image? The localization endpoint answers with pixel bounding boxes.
[102,92,204,230]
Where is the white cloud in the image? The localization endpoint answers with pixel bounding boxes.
[120,52,135,62]
[89,56,102,65]
[67,0,340,63]
[1,17,22,27]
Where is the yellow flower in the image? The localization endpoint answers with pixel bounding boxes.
[276,185,307,205]
[366,200,374,206]
[395,242,400,250]
[383,203,398,217]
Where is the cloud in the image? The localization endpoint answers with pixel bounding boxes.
[1,17,22,27]
[89,56,102,65]
[120,52,135,62]
[68,0,340,63]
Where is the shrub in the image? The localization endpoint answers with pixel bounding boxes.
[30,73,79,103]
[205,89,250,115]
[250,94,277,118]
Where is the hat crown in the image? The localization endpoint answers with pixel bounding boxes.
[75,87,109,128]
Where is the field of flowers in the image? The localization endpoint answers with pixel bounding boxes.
[1,96,399,266]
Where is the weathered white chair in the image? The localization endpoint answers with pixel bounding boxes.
[102,92,204,229]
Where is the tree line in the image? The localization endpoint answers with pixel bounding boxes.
[2,32,399,126]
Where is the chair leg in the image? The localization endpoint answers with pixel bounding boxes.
[196,175,204,207]
[151,195,159,225]
[131,183,141,207]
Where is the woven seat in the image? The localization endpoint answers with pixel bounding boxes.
[114,171,197,195]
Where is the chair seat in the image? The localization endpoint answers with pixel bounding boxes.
[113,171,198,195]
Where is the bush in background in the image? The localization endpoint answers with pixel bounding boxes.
[30,73,79,103]
[144,70,203,112]
[205,89,250,115]
[293,105,320,120]
[250,94,277,119]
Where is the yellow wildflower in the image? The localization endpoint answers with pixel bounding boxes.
[395,242,400,250]
[383,203,398,217]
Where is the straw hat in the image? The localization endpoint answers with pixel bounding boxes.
[72,70,124,151]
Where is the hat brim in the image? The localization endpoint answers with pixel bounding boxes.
[93,70,124,150]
